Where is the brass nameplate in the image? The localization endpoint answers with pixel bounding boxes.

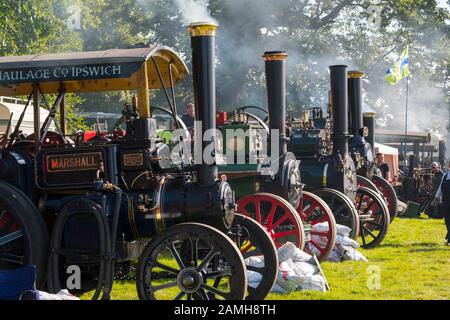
[123,153,144,166]
[47,152,102,172]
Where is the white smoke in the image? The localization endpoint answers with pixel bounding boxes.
[174,0,217,25]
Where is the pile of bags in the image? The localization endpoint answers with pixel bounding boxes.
[247,242,330,294]
[312,222,369,263]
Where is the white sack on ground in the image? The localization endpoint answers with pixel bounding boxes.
[270,242,329,294]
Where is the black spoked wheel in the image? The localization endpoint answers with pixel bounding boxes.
[371,175,398,223]
[136,223,247,300]
[316,188,360,240]
[228,214,278,300]
[357,175,379,194]
[355,187,390,249]
[0,182,49,288]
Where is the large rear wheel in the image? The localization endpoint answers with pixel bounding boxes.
[0,182,49,288]
[136,223,247,300]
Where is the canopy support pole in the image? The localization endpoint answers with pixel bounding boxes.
[59,83,67,135]
[136,63,150,118]
[33,84,40,151]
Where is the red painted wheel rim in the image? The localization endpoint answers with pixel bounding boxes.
[237,194,304,249]
[297,192,336,260]
[371,178,396,217]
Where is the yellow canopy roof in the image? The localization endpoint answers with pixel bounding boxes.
[0,46,189,96]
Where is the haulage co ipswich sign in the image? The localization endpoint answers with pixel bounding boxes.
[0,61,143,84]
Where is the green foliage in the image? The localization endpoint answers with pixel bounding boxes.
[0,0,448,133]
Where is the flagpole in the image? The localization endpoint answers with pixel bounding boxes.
[404,75,409,171]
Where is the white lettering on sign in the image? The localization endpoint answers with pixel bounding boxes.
[0,65,123,82]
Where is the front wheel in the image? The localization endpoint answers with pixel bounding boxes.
[237,193,305,249]
[297,191,336,261]
[355,187,390,249]
[229,214,278,300]
[371,175,398,223]
[136,223,247,300]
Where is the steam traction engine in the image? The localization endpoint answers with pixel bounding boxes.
[346,71,398,223]
[217,52,337,261]
[287,65,390,248]
[0,23,279,300]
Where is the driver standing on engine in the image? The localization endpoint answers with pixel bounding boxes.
[376,152,391,182]
[433,161,450,246]
[181,103,195,129]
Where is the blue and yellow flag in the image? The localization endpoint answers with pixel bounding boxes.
[384,46,410,85]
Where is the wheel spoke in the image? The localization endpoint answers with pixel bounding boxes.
[205,268,232,278]
[255,200,262,222]
[201,284,228,299]
[168,243,186,270]
[303,204,315,218]
[361,225,377,239]
[0,253,25,265]
[174,291,186,300]
[310,230,329,237]
[246,265,264,273]
[196,247,219,271]
[153,261,180,275]
[365,220,383,227]
[190,238,198,268]
[151,281,178,292]
[360,227,367,246]
[309,240,325,253]
[266,212,290,232]
[272,229,296,239]
[0,230,23,247]
[265,203,277,227]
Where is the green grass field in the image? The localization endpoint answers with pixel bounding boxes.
[85,216,450,300]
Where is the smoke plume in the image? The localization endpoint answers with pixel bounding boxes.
[174,0,217,25]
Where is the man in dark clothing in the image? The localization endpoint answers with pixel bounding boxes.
[431,162,444,190]
[181,103,195,130]
[433,161,450,246]
[376,152,390,181]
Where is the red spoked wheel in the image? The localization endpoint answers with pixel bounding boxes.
[237,193,305,250]
[371,175,398,223]
[297,191,336,261]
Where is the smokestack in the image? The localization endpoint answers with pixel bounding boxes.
[439,140,446,166]
[347,71,364,136]
[329,65,350,157]
[188,22,219,186]
[263,51,289,155]
[363,112,375,152]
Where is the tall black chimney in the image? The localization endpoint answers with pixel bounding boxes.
[329,65,350,157]
[347,71,364,136]
[363,111,375,152]
[188,22,219,186]
[263,51,289,156]
[439,140,446,167]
